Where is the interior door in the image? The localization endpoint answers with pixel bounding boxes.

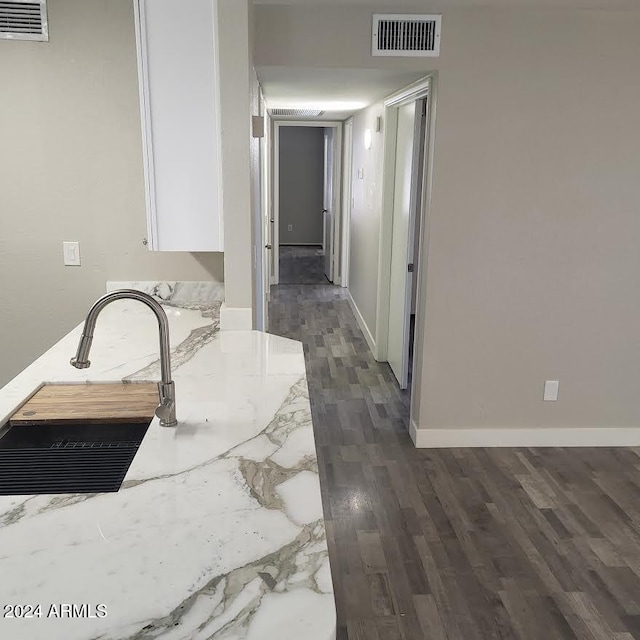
[261,113,271,330]
[323,128,334,282]
[253,129,265,331]
[387,100,422,389]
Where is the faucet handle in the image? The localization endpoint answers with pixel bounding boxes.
[155,400,176,427]
[156,381,177,427]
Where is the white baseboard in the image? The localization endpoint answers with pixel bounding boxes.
[346,290,376,356]
[220,303,253,331]
[409,420,640,448]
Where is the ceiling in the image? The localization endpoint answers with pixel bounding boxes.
[254,0,640,9]
[257,67,427,120]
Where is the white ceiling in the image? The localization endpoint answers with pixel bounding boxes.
[254,0,640,9]
[257,67,427,119]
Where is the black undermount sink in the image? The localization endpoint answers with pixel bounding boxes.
[0,421,150,496]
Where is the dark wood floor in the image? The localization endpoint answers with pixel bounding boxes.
[278,245,329,285]
[269,282,640,640]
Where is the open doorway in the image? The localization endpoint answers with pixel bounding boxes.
[277,125,325,284]
[273,121,343,286]
[376,78,434,397]
[387,97,428,390]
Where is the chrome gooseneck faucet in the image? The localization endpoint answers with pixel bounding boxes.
[70,289,177,427]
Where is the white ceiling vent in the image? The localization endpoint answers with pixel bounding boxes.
[270,109,325,118]
[0,0,48,41]
[372,14,441,57]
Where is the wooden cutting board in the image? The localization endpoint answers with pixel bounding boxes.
[10,383,158,426]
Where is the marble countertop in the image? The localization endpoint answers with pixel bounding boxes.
[0,289,335,639]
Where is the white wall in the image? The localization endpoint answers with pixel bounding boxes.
[218,0,254,321]
[0,0,223,388]
[348,105,385,339]
[256,5,640,437]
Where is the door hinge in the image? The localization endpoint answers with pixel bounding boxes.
[408,263,414,273]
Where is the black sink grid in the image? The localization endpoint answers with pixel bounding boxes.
[0,422,150,496]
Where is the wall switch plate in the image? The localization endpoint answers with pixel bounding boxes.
[287,224,293,232]
[63,241,81,266]
[357,168,364,179]
[251,115,265,138]
[543,380,559,402]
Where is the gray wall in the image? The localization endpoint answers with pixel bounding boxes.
[0,0,224,388]
[256,5,640,434]
[279,127,324,245]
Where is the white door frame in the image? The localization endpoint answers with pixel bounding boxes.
[341,119,354,289]
[252,91,265,331]
[322,128,334,281]
[258,108,272,332]
[387,99,424,389]
[375,76,436,380]
[272,120,343,285]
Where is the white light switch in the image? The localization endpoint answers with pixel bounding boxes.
[543,380,559,402]
[63,241,81,266]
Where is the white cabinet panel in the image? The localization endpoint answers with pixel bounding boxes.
[134,0,223,251]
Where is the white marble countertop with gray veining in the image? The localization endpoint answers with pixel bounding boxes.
[0,285,336,640]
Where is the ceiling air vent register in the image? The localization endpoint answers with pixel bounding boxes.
[0,0,48,41]
[270,109,325,118]
[372,14,441,57]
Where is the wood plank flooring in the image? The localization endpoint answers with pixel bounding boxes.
[278,245,329,284]
[269,283,640,640]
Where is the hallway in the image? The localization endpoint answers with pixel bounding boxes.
[279,246,328,285]
[269,284,640,640]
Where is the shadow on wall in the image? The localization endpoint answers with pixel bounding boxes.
[188,253,224,281]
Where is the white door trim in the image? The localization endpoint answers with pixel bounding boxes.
[387,99,425,390]
[258,100,271,332]
[272,120,343,285]
[375,75,434,361]
[384,76,433,108]
[341,119,354,289]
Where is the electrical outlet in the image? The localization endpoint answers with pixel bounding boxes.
[287,224,293,232]
[63,241,81,266]
[543,380,559,402]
